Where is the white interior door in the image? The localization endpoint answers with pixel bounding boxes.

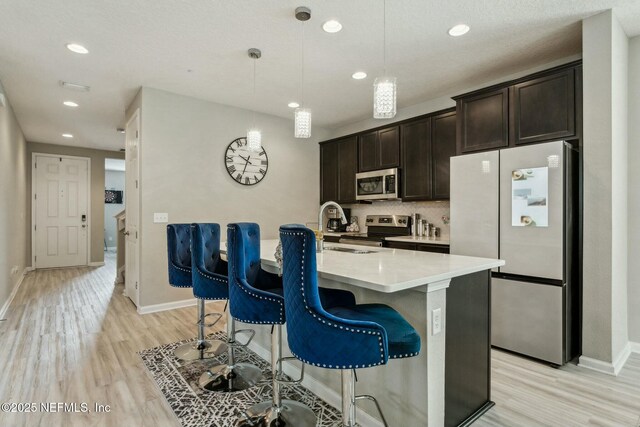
[34,155,89,268]
[125,109,140,306]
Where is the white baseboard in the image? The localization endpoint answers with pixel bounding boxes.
[630,341,640,354]
[137,298,198,315]
[88,261,105,267]
[246,338,384,427]
[579,342,632,376]
[0,267,30,320]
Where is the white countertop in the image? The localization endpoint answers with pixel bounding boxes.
[251,240,503,294]
[385,235,450,245]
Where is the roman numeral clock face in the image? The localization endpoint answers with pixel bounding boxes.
[224,137,269,186]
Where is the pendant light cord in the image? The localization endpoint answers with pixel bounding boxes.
[383,0,387,76]
[253,56,256,127]
[301,22,305,107]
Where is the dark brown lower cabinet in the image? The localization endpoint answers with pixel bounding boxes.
[386,241,450,253]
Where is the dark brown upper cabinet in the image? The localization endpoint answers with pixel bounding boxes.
[401,118,432,201]
[401,109,456,201]
[432,110,457,199]
[456,87,509,154]
[358,126,400,172]
[320,136,358,204]
[454,61,581,155]
[511,68,575,145]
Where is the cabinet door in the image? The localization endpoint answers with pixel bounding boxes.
[378,126,400,169]
[432,111,457,199]
[320,142,338,203]
[512,68,575,145]
[457,88,509,154]
[337,136,358,203]
[401,118,432,201]
[358,131,379,172]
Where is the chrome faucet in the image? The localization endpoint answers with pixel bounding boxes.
[317,201,348,252]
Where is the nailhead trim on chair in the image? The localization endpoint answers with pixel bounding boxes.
[193,267,228,301]
[228,225,285,325]
[281,230,387,368]
[169,261,192,288]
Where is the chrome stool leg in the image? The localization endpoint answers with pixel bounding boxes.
[174,299,228,361]
[236,325,316,427]
[198,310,262,392]
[340,369,389,427]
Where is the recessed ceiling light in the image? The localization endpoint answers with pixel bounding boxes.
[63,101,79,107]
[62,133,73,138]
[322,20,342,33]
[288,102,300,108]
[448,24,470,37]
[352,71,367,80]
[66,43,89,54]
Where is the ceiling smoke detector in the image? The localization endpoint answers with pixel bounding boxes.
[295,6,311,21]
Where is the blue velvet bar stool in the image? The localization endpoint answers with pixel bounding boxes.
[279,224,422,427]
[188,223,230,359]
[225,223,358,427]
[166,223,213,361]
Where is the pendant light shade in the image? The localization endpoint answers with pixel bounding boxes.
[247,48,262,152]
[294,108,312,138]
[247,129,262,151]
[373,77,396,119]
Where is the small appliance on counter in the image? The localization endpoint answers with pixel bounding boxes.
[326,207,351,232]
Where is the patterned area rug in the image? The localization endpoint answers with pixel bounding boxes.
[139,331,342,427]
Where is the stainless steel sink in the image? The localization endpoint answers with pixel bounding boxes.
[324,246,377,254]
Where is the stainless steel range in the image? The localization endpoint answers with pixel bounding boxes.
[339,215,411,247]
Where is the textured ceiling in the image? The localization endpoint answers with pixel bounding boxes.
[0,0,639,151]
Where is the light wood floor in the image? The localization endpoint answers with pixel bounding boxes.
[0,255,639,427]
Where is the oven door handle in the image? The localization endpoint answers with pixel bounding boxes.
[338,238,383,247]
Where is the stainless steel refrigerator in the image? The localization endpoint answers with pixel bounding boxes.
[450,140,579,365]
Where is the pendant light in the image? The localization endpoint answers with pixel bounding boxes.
[373,0,396,119]
[247,48,262,152]
[294,6,312,139]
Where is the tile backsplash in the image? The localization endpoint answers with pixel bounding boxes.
[343,200,451,239]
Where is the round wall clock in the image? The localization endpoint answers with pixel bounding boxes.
[224,137,269,186]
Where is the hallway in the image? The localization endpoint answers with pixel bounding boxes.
[0,254,224,427]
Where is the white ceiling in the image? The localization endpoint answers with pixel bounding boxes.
[0,1,639,151]
[105,158,125,172]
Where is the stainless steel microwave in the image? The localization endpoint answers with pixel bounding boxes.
[355,168,400,201]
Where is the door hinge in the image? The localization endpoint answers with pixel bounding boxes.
[34,194,37,200]
[135,130,139,138]
[34,225,36,231]
[35,163,37,169]
[135,180,138,189]
[135,231,138,239]
[135,281,138,290]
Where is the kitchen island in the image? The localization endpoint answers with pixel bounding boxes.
[233,240,504,427]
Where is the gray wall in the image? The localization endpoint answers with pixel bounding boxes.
[104,169,125,249]
[0,79,29,311]
[581,10,629,364]
[27,143,124,264]
[628,35,640,344]
[131,87,329,307]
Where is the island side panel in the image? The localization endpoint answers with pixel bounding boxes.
[445,270,493,427]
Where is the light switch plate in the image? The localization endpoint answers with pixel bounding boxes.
[154,213,169,223]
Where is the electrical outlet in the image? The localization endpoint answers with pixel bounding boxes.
[153,213,169,223]
[432,308,442,335]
